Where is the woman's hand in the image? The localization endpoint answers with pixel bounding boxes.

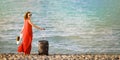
[40,28,45,30]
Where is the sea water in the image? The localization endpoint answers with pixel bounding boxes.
[0,0,120,54]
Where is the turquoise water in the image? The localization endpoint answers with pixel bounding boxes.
[0,0,120,54]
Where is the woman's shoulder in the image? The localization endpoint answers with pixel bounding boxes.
[24,18,30,20]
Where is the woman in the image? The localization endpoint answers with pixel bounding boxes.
[17,12,45,55]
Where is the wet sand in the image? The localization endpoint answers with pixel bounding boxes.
[0,53,120,60]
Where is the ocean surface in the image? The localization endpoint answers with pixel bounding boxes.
[0,0,120,54]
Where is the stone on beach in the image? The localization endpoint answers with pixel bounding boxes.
[0,53,120,60]
[38,40,49,55]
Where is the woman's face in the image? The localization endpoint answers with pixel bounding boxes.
[28,13,32,18]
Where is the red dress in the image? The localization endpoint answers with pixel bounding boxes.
[18,19,33,54]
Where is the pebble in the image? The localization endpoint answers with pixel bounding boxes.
[0,53,120,60]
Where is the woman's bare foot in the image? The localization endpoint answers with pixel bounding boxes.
[18,52,24,55]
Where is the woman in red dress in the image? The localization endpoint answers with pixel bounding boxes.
[17,12,45,55]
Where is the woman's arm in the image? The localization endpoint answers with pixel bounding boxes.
[20,25,24,33]
[20,21,24,34]
[28,20,45,30]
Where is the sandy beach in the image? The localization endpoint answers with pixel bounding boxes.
[0,53,120,60]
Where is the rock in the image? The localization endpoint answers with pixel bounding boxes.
[38,40,49,55]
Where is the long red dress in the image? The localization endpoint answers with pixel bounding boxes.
[18,19,33,54]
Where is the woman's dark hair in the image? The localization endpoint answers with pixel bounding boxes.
[24,11,31,20]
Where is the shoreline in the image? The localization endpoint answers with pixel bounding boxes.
[0,53,120,60]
